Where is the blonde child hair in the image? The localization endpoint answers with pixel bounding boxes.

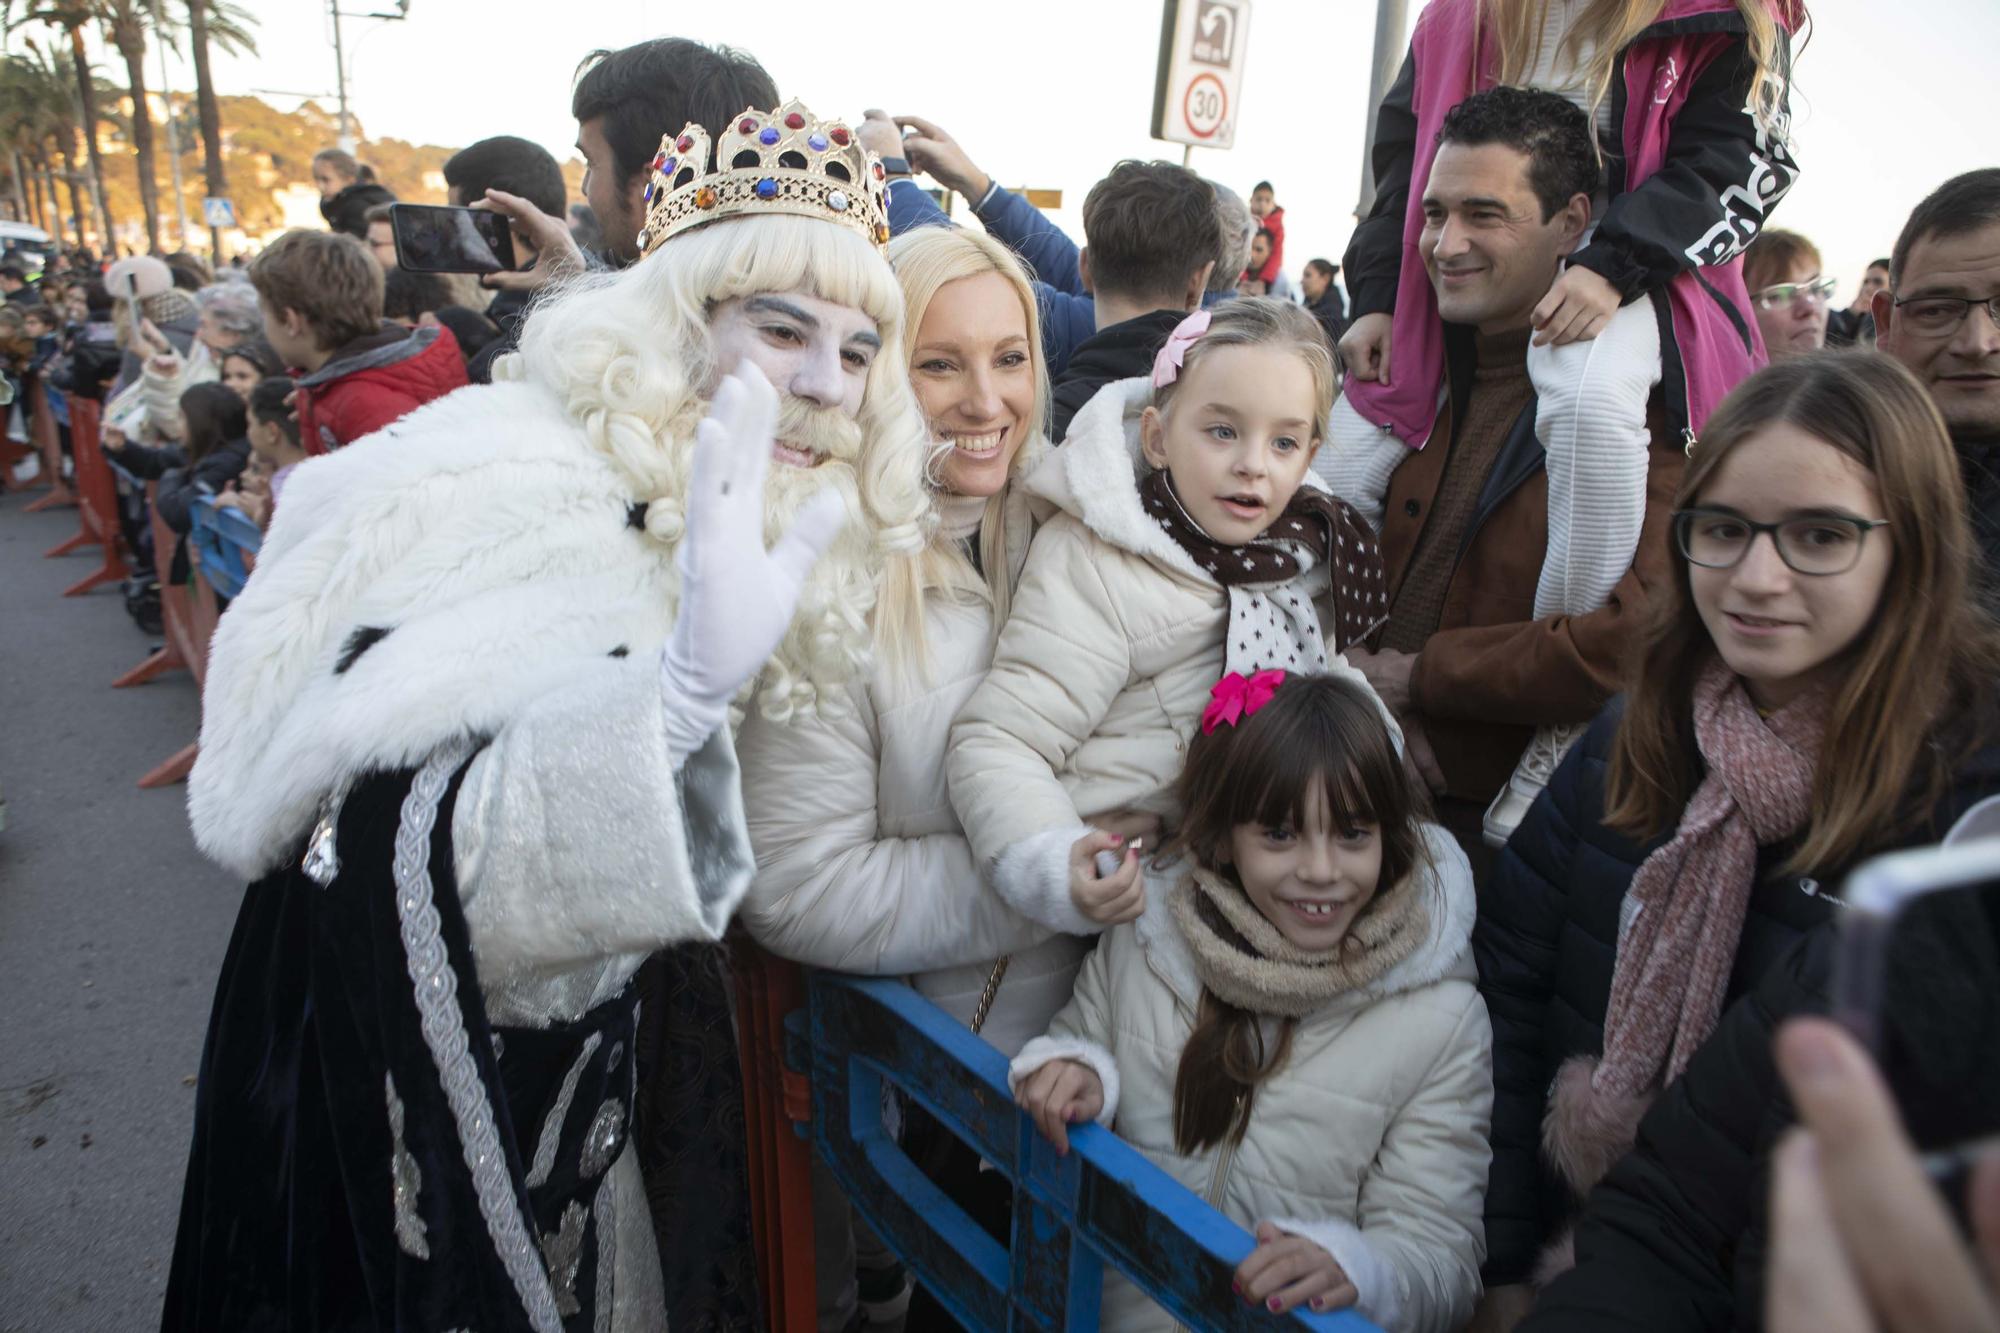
[1475,0,1795,135]
[1153,296,1338,446]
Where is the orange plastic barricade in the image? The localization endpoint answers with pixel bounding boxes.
[18,378,73,509]
[115,481,196,689]
[731,934,818,1333]
[43,397,128,596]
[136,549,220,789]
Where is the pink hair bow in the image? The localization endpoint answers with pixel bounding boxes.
[1201,669,1286,735]
[1151,308,1213,388]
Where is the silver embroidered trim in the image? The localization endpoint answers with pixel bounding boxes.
[605,1041,623,1074]
[491,1031,506,1061]
[540,1200,589,1317]
[525,1031,602,1189]
[593,1171,617,1333]
[578,1100,627,1182]
[393,739,563,1333]
[386,1071,431,1259]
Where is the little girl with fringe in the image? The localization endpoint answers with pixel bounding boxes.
[948,298,1390,937]
[1326,0,1803,839]
[1011,672,1492,1333]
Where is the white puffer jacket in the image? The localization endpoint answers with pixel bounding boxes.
[1010,827,1492,1333]
[946,377,1390,935]
[735,475,1087,1057]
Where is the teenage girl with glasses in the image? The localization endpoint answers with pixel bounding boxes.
[1469,351,2000,1329]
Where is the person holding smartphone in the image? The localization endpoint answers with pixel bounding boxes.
[1473,351,2000,1332]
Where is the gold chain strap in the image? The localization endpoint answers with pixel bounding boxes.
[967,955,1011,1036]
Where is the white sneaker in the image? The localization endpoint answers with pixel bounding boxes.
[1482,721,1589,848]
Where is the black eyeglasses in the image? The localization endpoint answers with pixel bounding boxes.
[1674,507,1889,576]
[1891,293,2000,338]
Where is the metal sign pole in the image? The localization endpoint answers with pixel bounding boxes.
[1355,0,1410,220]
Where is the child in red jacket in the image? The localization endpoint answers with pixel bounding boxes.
[249,229,467,454]
[1247,180,1285,287]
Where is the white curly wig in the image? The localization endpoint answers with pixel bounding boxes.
[496,213,935,722]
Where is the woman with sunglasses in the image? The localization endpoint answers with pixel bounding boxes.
[1468,352,2000,1329]
[1744,229,1838,361]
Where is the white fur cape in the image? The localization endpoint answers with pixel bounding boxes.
[187,380,730,920]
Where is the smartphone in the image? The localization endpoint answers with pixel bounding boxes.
[1834,834,2000,1217]
[389,203,516,275]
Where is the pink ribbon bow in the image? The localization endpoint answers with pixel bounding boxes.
[1150,308,1213,388]
[1201,669,1286,735]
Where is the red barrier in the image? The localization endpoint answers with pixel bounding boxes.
[135,508,222,789]
[44,397,128,596]
[731,935,818,1333]
[114,481,194,688]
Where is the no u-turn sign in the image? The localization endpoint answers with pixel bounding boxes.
[1152,0,1252,151]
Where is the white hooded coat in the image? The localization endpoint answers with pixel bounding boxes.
[946,377,1394,937]
[1010,827,1493,1333]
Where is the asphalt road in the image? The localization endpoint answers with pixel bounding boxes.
[0,488,241,1331]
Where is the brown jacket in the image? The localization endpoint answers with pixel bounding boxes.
[1380,364,1686,803]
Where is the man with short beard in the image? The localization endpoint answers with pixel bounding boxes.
[1875,169,2000,583]
[162,100,932,1333]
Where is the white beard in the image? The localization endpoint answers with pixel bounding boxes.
[632,399,881,725]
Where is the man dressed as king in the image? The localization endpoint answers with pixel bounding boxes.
[161,101,936,1333]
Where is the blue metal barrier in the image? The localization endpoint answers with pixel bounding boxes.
[791,973,1381,1333]
[188,491,262,600]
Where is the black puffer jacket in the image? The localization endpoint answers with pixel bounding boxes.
[1525,863,2000,1332]
[1477,696,2000,1288]
[1518,927,1830,1331]
[1049,308,1185,443]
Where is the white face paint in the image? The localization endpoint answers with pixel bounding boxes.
[707,291,881,467]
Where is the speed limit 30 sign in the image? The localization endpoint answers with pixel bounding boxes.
[1151,0,1251,150]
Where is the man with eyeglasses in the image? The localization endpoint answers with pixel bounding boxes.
[1876,169,2000,580]
[1742,229,1833,362]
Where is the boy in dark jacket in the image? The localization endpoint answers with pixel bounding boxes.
[249,229,467,454]
[1046,160,1221,441]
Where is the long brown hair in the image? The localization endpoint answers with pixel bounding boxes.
[1605,352,2000,872]
[1474,0,1795,142]
[1168,673,1429,1153]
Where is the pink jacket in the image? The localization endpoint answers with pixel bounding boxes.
[1343,0,1801,448]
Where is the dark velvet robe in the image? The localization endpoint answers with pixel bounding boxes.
[162,747,641,1332]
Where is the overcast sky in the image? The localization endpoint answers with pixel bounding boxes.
[175,0,2000,295]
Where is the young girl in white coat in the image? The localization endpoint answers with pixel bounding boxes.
[948,298,1389,938]
[1012,671,1492,1333]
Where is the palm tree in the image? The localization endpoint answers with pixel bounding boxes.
[9,0,116,249]
[0,47,89,245]
[184,0,250,256]
[102,0,161,251]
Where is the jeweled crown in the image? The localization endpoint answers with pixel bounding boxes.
[637,99,892,259]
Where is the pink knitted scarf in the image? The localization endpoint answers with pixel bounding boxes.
[1542,660,1829,1207]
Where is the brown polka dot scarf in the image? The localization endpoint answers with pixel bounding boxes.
[1139,468,1389,670]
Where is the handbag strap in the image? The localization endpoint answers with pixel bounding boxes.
[966,955,1011,1036]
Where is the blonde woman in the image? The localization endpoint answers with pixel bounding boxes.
[733,223,1074,1330]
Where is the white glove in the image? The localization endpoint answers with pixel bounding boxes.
[657,363,848,763]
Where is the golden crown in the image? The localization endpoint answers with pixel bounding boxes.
[636,99,892,259]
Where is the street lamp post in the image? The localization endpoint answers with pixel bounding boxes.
[1355,0,1409,221]
[151,0,193,248]
[329,0,410,154]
